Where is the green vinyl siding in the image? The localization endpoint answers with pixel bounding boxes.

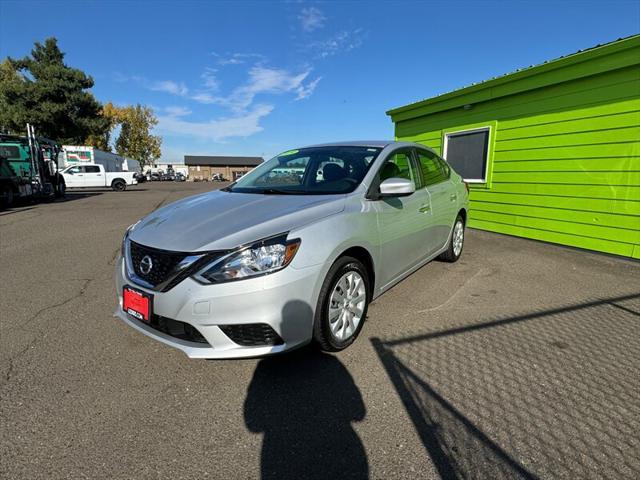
[388,36,640,259]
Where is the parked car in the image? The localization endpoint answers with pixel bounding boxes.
[211,173,227,182]
[134,172,147,183]
[115,141,468,358]
[60,164,137,191]
[149,172,161,181]
[175,173,186,182]
[163,173,176,181]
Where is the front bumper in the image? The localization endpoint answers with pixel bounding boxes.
[114,255,322,359]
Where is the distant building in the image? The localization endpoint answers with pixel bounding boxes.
[59,145,140,172]
[184,155,263,180]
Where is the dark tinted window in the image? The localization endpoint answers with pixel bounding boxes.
[445,129,489,181]
[0,145,21,159]
[84,165,101,173]
[417,149,448,186]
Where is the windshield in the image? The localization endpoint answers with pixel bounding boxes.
[228,146,382,195]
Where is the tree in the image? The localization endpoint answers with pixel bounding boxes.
[115,104,162,168]
[85,102,126,151]
[0,38,108,142]
[0,60,23,133]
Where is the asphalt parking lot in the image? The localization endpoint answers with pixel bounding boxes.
[1,181,639,479]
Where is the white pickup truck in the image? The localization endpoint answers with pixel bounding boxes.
[60,164,138,191]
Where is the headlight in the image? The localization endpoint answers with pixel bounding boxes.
[193,234,301,284]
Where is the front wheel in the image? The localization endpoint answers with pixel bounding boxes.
[0,186,14,209]
[313,256,370,352]
[439,214,465,262]
[55,178,66,198]
[112,180,126,191]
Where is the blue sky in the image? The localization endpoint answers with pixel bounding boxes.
[1,0,639,162]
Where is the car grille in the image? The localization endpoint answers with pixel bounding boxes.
[129,241,189,288]
[219,324,284,346]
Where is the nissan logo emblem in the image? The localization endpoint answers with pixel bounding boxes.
[140,255,153,275]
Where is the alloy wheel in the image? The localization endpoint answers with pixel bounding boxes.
[328,271,366,341]
[453,220,464,257]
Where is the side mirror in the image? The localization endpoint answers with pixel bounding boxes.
[379,177,415,198]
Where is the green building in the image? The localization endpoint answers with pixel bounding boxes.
[387,35,640,259]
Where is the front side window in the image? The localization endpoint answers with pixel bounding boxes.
[417,149,448,186]
[378,149,417,184]
[444,127,490,182]
[0,145,21,159]
[229,146,382,195]
[68,166,81,174]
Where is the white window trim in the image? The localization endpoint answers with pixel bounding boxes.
[442,126,491,184]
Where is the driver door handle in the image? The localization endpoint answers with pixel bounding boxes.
[419,204,431,213]
[450,194,457,201]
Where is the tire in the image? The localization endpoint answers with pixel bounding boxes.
[439,214,465,263]
[55,178,66,198]
[313,256,370,352]
[1,186,14,209]
[112,180,126,191]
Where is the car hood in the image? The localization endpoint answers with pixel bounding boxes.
[129,190,346,251]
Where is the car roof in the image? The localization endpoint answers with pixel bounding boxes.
[299,140,439,154]
[302,140,395,148]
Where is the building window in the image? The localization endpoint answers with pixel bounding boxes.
[443,127,490,183]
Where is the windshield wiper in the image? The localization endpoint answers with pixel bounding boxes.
[259,188,307,195]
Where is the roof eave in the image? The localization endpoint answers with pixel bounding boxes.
[386,34,640,120]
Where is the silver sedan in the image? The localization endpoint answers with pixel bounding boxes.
[114,141,469,358]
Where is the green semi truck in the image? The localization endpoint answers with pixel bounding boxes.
[0,125,65,208]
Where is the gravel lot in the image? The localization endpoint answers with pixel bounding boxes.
[1,181,639,479]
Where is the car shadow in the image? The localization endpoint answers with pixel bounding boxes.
[0,191,102,212]
[244,302,368,479]
[58,191,103,201]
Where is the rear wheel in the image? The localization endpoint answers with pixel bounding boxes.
[313,256,370,352]
[112,180,126,191]
[439,214,465,262]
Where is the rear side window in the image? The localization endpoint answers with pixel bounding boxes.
[84,165,101,173]
[417,149,448,186]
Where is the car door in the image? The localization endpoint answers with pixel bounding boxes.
[416,148,458,252]
[373,148,432,287]
[64,165,83,187]
[83,165,104,187]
